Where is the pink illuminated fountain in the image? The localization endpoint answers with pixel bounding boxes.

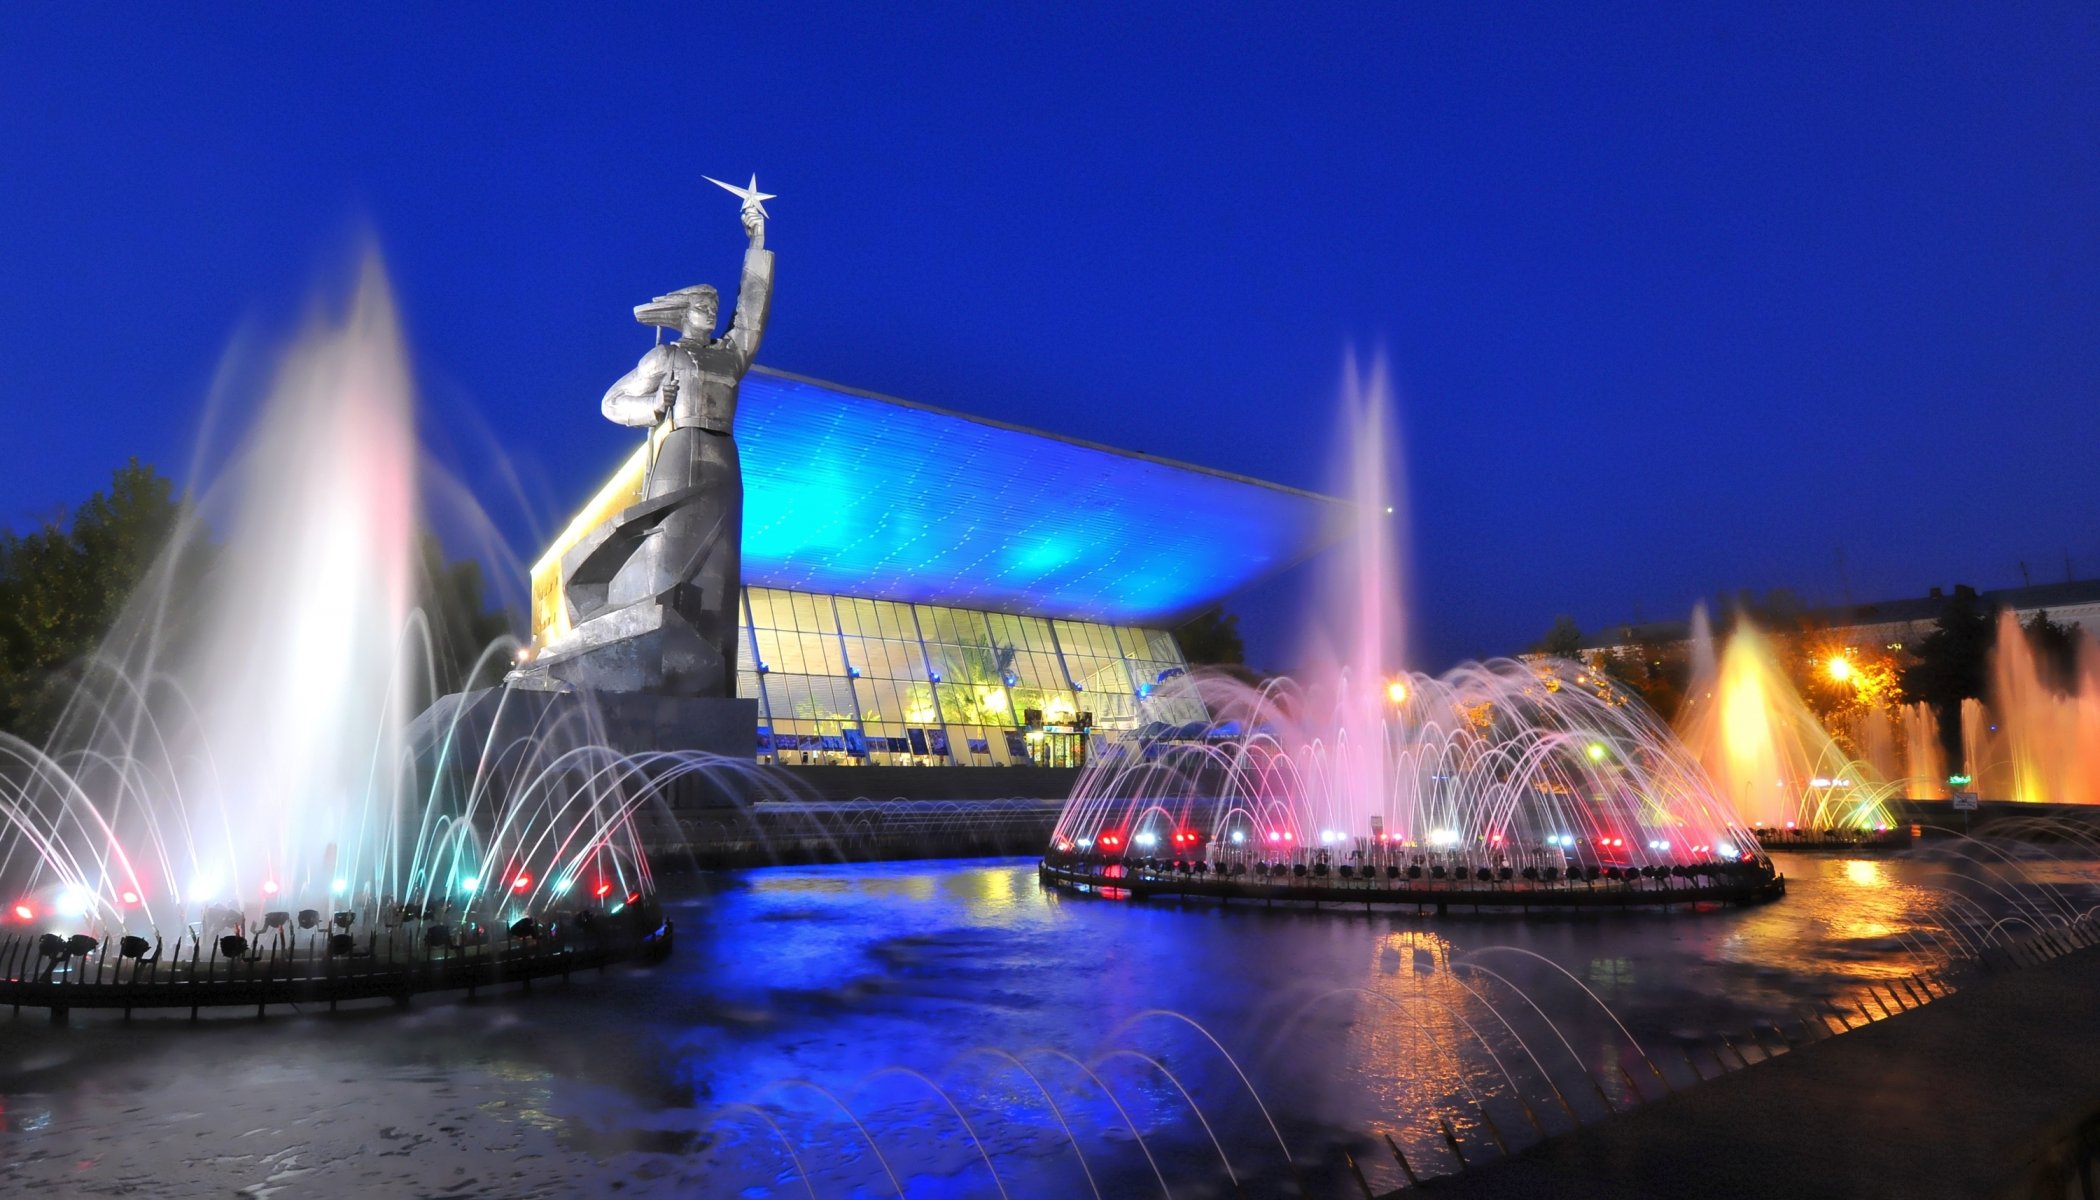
[1045,363,1772,904]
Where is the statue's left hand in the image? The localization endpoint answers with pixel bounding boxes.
[741,202,765,246]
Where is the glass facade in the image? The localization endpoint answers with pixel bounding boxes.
[738,585,1203,767]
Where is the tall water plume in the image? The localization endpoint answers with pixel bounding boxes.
[1901,703,1949,800]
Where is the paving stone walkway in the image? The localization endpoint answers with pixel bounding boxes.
[1411,946,2100,1198]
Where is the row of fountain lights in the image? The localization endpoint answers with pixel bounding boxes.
[7,871,631,926]
[28,896,646,969]
[1055,828,1744,860]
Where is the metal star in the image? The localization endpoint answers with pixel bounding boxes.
[704,173,776,218]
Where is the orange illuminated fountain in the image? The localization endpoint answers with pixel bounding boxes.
[1675,613,1901,833]
[1952,611,2100,804]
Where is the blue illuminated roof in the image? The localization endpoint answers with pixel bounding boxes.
[735,368,1350,624]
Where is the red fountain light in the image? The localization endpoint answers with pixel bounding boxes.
[512,873,533,892]
[11,903,32,921]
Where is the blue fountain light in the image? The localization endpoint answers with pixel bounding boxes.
[736,369,1350,624]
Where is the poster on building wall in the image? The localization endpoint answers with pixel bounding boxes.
[819,735,845,752]
[756,728,773,753]
[907,728,929,756]
[929,730,950,757]
[1004,730,1030,760]
[842,728,868,757]
[967,737,989,755]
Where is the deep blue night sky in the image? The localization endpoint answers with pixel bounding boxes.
[2,6,2095,671]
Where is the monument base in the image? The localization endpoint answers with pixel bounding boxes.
[412,685,758,762]
[411,685,761,819]
[510,596,731,696]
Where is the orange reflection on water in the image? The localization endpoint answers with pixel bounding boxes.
[1722,854,1942,990]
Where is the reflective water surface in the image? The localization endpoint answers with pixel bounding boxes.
[1,850,2093,1198]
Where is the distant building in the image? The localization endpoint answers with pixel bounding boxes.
[1580,579,2100,657]
[530,367,1350,767]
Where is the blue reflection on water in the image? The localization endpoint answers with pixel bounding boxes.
[0,852,2088,1197]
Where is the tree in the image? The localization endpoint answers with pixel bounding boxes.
[412,533,520,703]
[2022,609,2080,688]
[1598,636,1693,720]
[1532,615,1584,659]
[1901,585,1994,771]
[1175,606,1245,667]
[0,460,190,741]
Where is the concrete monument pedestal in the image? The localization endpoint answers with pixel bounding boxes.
[411,685,761,818]
[415,686,758,761]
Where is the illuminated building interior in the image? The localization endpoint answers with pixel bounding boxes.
[530,367,1348,764]
[737,586,1201,766]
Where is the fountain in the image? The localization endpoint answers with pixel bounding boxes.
[0,261,669,1018]
[1941,610,2100,805]
[1041,363,1777,910]
[1675,614,1905,843]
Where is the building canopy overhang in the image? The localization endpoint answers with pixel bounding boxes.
[533,367,1352,633]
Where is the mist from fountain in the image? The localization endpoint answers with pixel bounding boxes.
[1051,363,1760,874]
[0,260,657,941]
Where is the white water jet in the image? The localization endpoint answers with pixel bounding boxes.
[0,258,656,935]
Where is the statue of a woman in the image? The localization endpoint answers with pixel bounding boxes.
[531,190,774,697]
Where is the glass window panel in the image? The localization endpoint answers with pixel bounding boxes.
[799,632,840,674]
[757,588,788,628]
[897,639,930,678]
[852,678,886,721]
[1113,626,1146,659]
[1019,615,1054,651]
[851,638,883,677]
[854,638,884,677]
[773,633,806,675]
[868,601,901,641]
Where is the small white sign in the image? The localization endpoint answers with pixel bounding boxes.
[1951,791,1980,812]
